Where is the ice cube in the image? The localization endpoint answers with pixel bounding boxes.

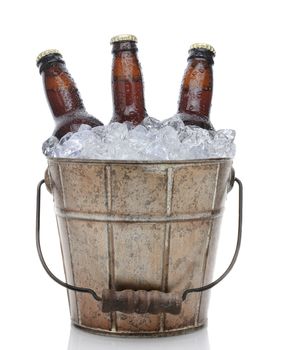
[141,116,161,130]
[105,122,129,142]
[54,139,83,158]
[92,125,107,141]
[129,125,148,139]
[42,121,236,161]
[162,115,185,132]
[124,121,135,130]
[208,129,236,158]
[77,124,92,132]
[59,132,73,145]
[42,136,59,157]
[143,140,169,160]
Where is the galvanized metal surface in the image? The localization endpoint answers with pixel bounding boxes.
[46,158,233,335]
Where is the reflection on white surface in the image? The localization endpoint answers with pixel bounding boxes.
[68,324,210,350]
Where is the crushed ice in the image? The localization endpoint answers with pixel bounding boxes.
[42,116,236,160]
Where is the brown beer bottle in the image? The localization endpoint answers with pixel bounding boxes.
[110,34,148,125]
[36,49,103,139]
[177,43,215,130]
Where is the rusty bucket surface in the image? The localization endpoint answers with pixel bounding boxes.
[39,158,237,336]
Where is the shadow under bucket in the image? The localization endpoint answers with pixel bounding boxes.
[36,158,242,336]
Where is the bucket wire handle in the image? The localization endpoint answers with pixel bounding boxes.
[36,175,243,314]
[36,179,102,302]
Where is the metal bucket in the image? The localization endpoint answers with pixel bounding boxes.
[36,158,242,336]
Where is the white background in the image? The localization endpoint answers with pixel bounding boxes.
[0,0,283,349]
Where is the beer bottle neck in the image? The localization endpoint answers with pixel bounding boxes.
[41,61,86,119]
[178,53,214,120]
[111,42,147,125]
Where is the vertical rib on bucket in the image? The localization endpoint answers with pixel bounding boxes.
[47,158,232,336]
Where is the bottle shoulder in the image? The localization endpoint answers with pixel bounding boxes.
[53,111,103,138]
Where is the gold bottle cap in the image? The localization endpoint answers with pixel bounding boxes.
[110,34,138,44]
[190,43,216,55]
[36,49,62,64]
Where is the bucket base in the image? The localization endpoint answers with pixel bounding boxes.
[72,320,207,337]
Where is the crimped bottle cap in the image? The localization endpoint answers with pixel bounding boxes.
[36,49,62,64]
[110,34,138,44]
[190,43,216,55]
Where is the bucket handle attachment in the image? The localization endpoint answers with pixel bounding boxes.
[36,174,243,315]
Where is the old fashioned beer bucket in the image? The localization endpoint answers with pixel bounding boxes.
[36,157,242,336]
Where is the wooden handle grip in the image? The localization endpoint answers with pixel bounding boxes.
[101,289,182,315]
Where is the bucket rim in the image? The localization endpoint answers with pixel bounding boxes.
[47,156,233,165]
